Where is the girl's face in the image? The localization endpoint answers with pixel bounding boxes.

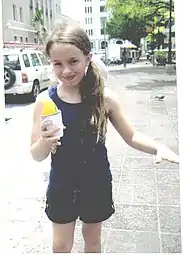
[49,43,92,87]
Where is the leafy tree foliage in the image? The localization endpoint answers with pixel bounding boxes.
[106,0,174,46]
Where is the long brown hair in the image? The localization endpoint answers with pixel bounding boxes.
[45,23,107,142]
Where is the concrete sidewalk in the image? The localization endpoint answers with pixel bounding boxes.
[4,65,181,253]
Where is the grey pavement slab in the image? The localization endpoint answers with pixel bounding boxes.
[4,63,181,253]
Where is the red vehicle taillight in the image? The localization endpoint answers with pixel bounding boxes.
[22,73,28,83]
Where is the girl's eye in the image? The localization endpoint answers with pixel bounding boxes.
[54,62,62,67]
[70,59,78,64]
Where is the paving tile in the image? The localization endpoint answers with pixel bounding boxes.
[156,170,180,185]
[107,144,127,156]
[157,185,180,206]
[112,182,119,200]
[121,169,155,185]
[4,220,38,251]
[116,184,156,205]
[105,230,160,253]
[161,234,182,253]
[110,204,158,231]
[109,156,123,169]
[123,156,154,170]
[155,160,179,170]
[5,198,46,222]
[13,221,52,253]
[111,169,122,183]
[159,206,181,233]
[126,147,152,157]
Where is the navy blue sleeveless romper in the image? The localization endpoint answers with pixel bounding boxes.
[45,86,115,224]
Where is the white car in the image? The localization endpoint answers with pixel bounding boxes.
[4,48,52,101]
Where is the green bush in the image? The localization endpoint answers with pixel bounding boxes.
[154,51,167,65]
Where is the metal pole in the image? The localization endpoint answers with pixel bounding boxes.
[103,20,107,63]
[168,0,172,64]
[0,0,5,135]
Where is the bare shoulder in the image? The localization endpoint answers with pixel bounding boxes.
[104,87,121,114]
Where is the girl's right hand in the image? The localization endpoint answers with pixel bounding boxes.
[40,120,61,146]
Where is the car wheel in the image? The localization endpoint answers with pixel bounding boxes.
[4,66,16,89]
[29,81,40,102]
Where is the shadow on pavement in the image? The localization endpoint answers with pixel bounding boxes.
[5,94,32,106]
[125,80,177,91]
[109,65,176,75]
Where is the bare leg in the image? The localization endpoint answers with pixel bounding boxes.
[82,222,102,253]
[52,221,76,253]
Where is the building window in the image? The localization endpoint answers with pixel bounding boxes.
[35,0,39,9]
[20,7,23,22]
[86,29,93,36]
[58,5,61,15]
[85,6,92,13]
[34,38,37,43]
[14,36,17,41]
[101,28,104,35]
[20,37,23,42]
[25,37,28,43]
[100,6,105,12]
[116,40,123,44]
[29,0,33,8]
[100,17,106,26]
[13,5,17,21]
[41,5,44,13]
[101,41,108,49]
[86,17,92,24]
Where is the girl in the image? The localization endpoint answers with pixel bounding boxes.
[30,23,179,253]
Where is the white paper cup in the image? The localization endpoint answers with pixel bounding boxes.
[41,110,63,137]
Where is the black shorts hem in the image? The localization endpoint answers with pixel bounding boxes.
[45,205,78,224]
[45,204,115,225]
[80,207,115,224]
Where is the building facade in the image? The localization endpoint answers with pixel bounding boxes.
[61,0,125,57]
[2,0,63,43]
[83,0,110,55]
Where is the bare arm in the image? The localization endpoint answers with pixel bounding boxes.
[30,100,52,161]
[30,100,60,162]
[105,88,159,155]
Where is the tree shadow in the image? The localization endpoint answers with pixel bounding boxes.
[109,65,176,76]
[125,79,176,91]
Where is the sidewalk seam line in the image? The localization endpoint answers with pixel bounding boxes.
[104,145,127,253]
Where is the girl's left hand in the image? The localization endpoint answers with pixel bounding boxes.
[155,145,179,164]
